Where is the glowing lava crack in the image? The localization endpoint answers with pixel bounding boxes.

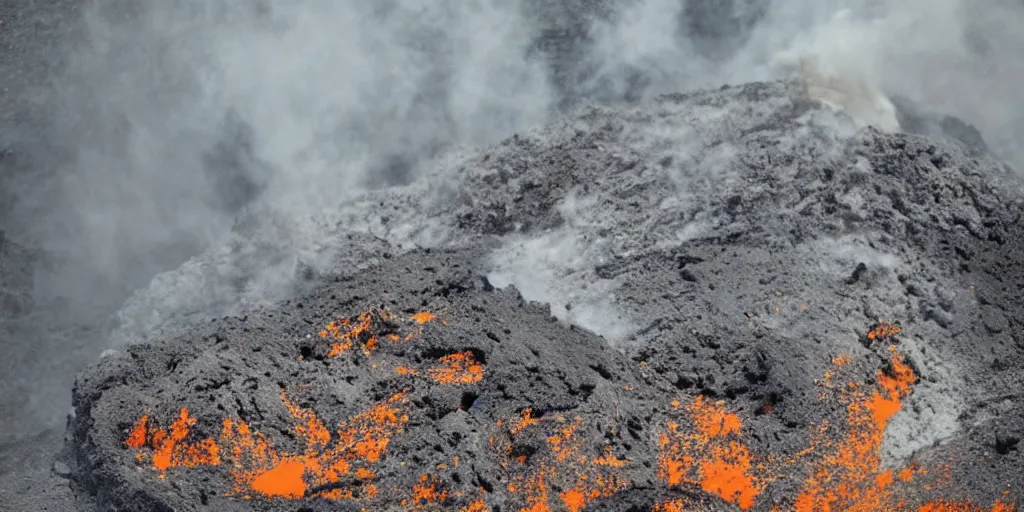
[116,307,1017,511]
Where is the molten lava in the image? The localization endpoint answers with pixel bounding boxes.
[121,316,1016,510]
[658,396,764,510]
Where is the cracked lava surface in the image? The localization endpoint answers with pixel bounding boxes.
[61,82,1024,510]
[100,300,1015,510]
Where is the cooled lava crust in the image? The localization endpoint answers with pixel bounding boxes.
[67,81,1024,511]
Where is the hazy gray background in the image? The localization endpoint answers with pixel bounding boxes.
[2,0,1024,445]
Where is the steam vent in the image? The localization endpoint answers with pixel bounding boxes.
[67,82,1023,510]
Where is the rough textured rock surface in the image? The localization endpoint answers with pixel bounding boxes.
[63,81,1024,510]
[4,2,1024,510]
[71,249,661,511]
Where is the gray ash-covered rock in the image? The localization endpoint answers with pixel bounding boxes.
[64,80,1024,510]
[422,79,1024,464]
[69,248,667,511]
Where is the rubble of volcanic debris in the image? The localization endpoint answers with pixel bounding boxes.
[69,249,1021,511]
[71,249,661,511]
[66,80,1024,511]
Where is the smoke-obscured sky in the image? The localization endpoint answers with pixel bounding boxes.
[2,0,1024,438]
[6,0,1023,310]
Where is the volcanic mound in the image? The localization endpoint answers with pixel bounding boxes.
[67,81,1023,511]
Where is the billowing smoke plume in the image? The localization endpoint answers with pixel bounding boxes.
[2,0,1024,442]
[14,0,1024,316]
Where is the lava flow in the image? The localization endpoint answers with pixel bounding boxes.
[658,395,765,510]
[121,315,1017,511]
[499,413,631,512]
[125,390,409,500]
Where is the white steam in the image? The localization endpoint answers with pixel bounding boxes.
[4,0,1024,436]
[25,1,554,312]
[488,193,638,344]
[21,0,1024,318]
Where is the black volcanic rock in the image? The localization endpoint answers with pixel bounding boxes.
[68,249,667,511]
[63,81,1024,510]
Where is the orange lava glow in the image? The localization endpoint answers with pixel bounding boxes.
[461,497,491,511]
[507,463,554,512]
[918,500,1017,512]
[790,346,1015,512]
[122,317,1017,510]
[592,446,629,468]
[509,409,542,435]
[652,499,689,512]
[832,354,853,367]
[654,340,1016,511]
[658,396,764,510]
[219,391,408,500]
[318,310,385,357]
[249,459,306,499]
[427,351,485,384]
[125,414,149,448]
[401,474,450,510]
[411,311,437,324]
[124,408,221,472]
[866,320,902,342]
[502,414,630,512]
[792,348,918,512]
[317,310,435,358]
[395,365,420,376]
[126,392,408,501]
